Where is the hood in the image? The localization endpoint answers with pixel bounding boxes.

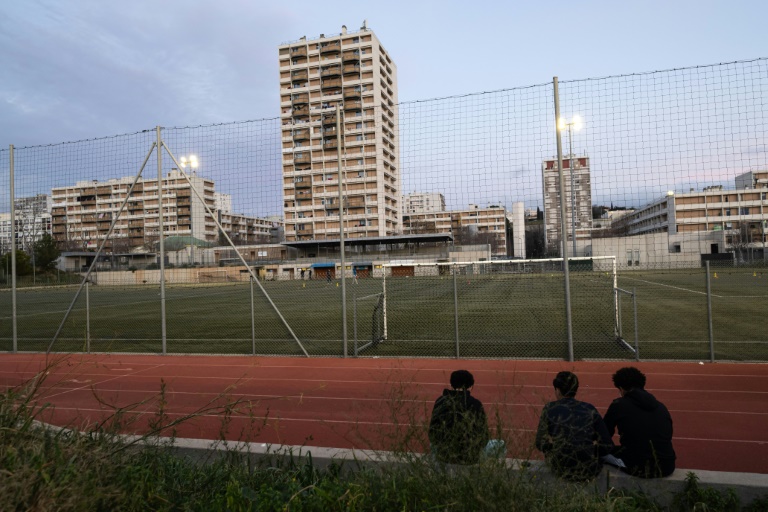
[625,389,660,411]
[443,389,470,398]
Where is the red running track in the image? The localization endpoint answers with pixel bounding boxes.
[1,354,767,474]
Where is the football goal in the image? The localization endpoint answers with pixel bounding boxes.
[197,269,235,284]
[379,256,622,358]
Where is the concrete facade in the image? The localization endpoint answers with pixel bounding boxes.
[279,24,400,242]
[542,155,593,255]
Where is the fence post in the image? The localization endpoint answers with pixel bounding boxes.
[553,77,575,362]
[705,261,715,362]
[9,145,17,353]
[86,280,91,353]
[632,288,639,361]
[336,104,348,358]
[250,276,256,355]
[156,126,167,355]
[353,289,358,356]
[453,264,460,358]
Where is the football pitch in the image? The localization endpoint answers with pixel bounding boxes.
[1,267,766,361]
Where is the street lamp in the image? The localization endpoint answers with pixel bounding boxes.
[557,115,583,257]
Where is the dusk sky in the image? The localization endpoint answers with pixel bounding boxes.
[2,0,766,147]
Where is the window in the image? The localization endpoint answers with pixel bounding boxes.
[352,37,359,43]
[626,250,633,267]
[740,207,749,215]
[672,243,681,253]
[357,171,364,178]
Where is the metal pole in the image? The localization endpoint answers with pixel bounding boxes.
[336,104,348,357]
[705,261,715,363]
[156,126,167,355]
[353,290,358,356]
[553,77,575,362]
[569,125,577,257]
[86,280,91,353]
[613,257,619,339]
[632,288,639,361]
[382,270,388,340]
[250,276,255,355]
[617,292,623,339]
[453,264,460,358]
[9,145,18,353]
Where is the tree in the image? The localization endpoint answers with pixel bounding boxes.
[524,225,546,259]
[33,233,61,272]
[1,250,33,277]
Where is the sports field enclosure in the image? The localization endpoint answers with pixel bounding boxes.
[2,58,768,361]
[1,258,766,361]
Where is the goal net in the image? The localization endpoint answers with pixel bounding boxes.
[353,292,385,355]
[380,257,623,358]
[197,269,235,284]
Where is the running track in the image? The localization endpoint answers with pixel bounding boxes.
[1,354,766,474]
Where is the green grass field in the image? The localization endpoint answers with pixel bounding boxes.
[1,265,766,360]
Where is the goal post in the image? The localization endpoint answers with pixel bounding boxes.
[197,269,232,284]
[380,256,619,354]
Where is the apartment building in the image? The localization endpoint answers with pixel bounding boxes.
[0,194,52,252]
[611,171,768,251]
[402,205,507,257]
[278,23,400,242]
[541,155,593,254]
[404,192,446,214]
[50,171,274,252]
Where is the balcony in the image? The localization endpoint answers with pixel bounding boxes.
[291,69,308,81]
[343,89,361,100]
[344,100,362,112]
[321,79,342,92]
[320,66,341,78]
[322,114,338,126]
[322,126,337,137]
[345,197,366,208]
[290,46,307,58]
[96,186,112,196]
[319,41,341,54]
[342,50,360,62]
[296,227,314,236]
[293,105,310,118]
[293,128,310,141]
[292,93,309,105]
[323,139,338,150]
[294,153,311,164]
[325,202,339,210]
[343,64,361,75]
[294,180,311,189]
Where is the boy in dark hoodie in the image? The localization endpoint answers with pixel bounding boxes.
[604,367,676,477]
[429,370,490,464]
[535,371,614,481]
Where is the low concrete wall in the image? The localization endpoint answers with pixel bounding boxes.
[169,438,768,508]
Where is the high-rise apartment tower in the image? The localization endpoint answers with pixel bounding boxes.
[278,24,400,241]
[542,155,593,255]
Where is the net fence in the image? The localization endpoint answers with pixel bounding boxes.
[1,56,767,360]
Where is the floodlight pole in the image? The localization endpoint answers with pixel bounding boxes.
[568,125,577,257]
[553,77,575,362]
[156,126,168,355]
[336,104,348,357]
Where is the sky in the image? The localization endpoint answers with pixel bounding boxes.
[2,0,766,148]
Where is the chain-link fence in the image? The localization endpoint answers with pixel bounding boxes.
[1,56,767,361]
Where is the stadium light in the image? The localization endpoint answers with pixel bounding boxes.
[180,155,199,169]
[558,116,583,257]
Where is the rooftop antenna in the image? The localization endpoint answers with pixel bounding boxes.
[362,19,368,30]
